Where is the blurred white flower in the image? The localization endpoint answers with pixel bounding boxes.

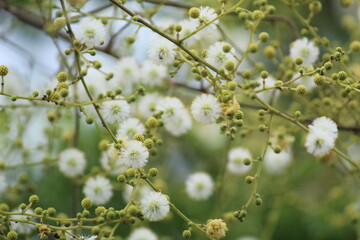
[205,42,236,68]
[113,57,141,85]
[137,93,163,119]
[227,147,252,175]
[140,192,170,221]
[191,94,222,124]
[128,228,158,240]
[123,184,153,202]
[264,149,292,174]
[83,176,113,205]
[58,148,86,178]
[116,118,145,139]
[185,172,214,200]
[290,38,319,67]
[193,6,219,33]
[10,209,35,235]
[292,72,316,91]
[148,38,176,65]
[121,140,149,168]
[75,17,106,48]
[141,60,167,86]
[305,117,338,157]
[163,109,192,136]
[100,145,127,176]
[101,100,131,124]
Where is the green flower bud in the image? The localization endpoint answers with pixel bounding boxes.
[29,195,39,204]
[107,211,115,219]
[149,168,158,177]
[255,198,262,206]
[19,203,26,210]
[189,7,200,18]
[338,71,347,81]
[7,231,18,240]
[222,43,232,53]
[274,146,281,154]
[81,198,92,209]
[47,207,56,216]
[146,117,158,128]
[117,174,126,183]
[0,65,9,76]
[228,81,237,90]
[242,70,252,79]
[341,0,352,7]
[224,60,235,71]
[259,124,266,132]
[249,42,259,53]
[95,206,106,216]
[91,226,101,235]
[295,110,301,118]
[258,32,269,42]
[56,72,68,82]
[263,46,276,58]
[133,133,145,142]
[245,176,254,184]
[296,85,306,95]
[182,230,191,238]
[260,70,268,79]
[294,57,303,65]
[243,158,251,165]
[324,62,333,70]
[54,18,66,29]
[314,74,325,85]
[349,41,360,52]
[174,24,182,32]
[309,1,322,13]
[144,139,154,149]
[34,207,43,215]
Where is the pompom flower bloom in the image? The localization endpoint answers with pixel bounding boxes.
[58,148,86,178]
[121,140,149,168]
[290,38,319,67]
[128,228,158,240]
[264,149,292,174]
[75,17,106,48]
[205,42,236,68]
[101,100,130,124]
[140,192,170,221]
[185,172,214,200]
[83,176,113,205]
[193,6,219,33]
[148,37,176,65]
[116,118,145,139]
[227,147,252,175]
[191,94,222,124]
[305,116,338,157]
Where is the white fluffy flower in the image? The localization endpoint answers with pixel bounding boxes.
[264,149,292,174]
[0,173,6,193]
[78,71,108,102]
[58,148,86,178]
[140,192,170,221]
[148,37,176,65]
[11,209,35,234]
[227,148,252,175]
[75,17,106,48]
[290,38,319,67]
[191,94,222,124]
[128,228,158,240]
[137,93,163,118]
[100,145,127,176]
[83,176,113,205]
[123,184,152,202]
[177,19,199,44]
[185,172,214,200]
[193,6,219,33]
[116,118,145,139]
[164,109,192,136]
[205,41,236,68]
[255,75,278,103]
[305,117,338,157]
[101,100,131,124]
[113,57,141,85]
[141,60,167,86]
[156,97,185,120]
[121,140,149,168]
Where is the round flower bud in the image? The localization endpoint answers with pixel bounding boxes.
[183,230,191,238]
[263,46,276,58]
[274,146,281,154]
[309,1,322,13]
[85,116,93,125]
[149,168,158,177]
[189,7,200,18]
[341,0,352,7]
[260,70,268,79]
[7,231,18,240]
[19,203,26,210]
[126,168,136,178]
[95,206,106,216]
[255,198,262,206]
[0,65,9,76]
[224,60,235,71]
[296,85,306,95]
[245,176,254,184]
[242,70,252,79]
[295,110,301,118]
[338,71,347,81]
[144,139,154,149]
[81,198,92,209]
[350,41,360,52]
[47,207,56,216]
[249,43,259,53]
[54,18,66,29]
[174,24,182,32]
[146,117,158,128]
[259,124,266,132]
[294,57,303,65]
[91,226,101,235]
[258,32,269,42]
[56,72,68,82]
[117,174,126,183]
[59,88,69,98]
[324,62,332,71]
[228,81,237,90]
[243,158,251,165]
[34,207,43,215]
[29,195,39,204]
[222,43,232,53]
[314,74,324,85]
[133,133,144,142]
